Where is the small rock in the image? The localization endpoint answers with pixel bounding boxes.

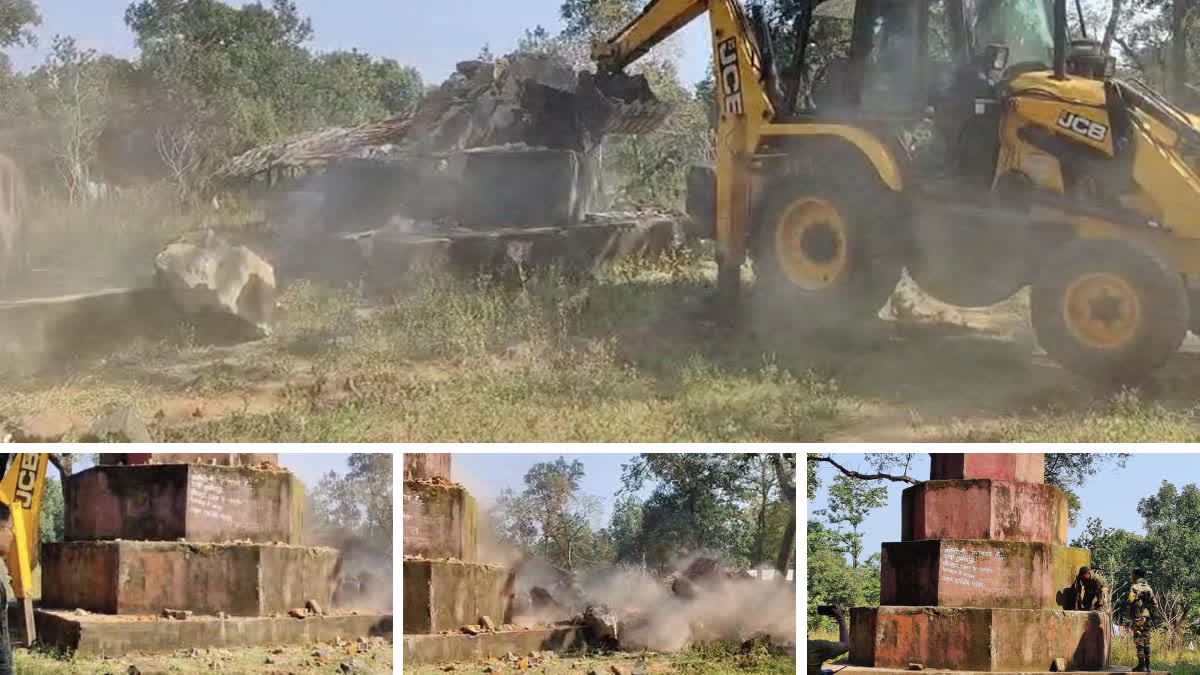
[1052,658,1067,672]
[338,660,364,674]
[441,666,457,673]
[74,608,89,616]
[461,624,482,635]
[287,608,307,619]
[187,648,201,658]
[269,647,284,655]
[908,664,925,671]
[312,646,333,659]
[305,598,324,616]
[264,656,275,665]
[127,667,141,675]
[160,609,191,620]
[610,665,631,675]
[479,615,496,631]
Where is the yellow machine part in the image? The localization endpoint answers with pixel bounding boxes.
[0,453,48,645]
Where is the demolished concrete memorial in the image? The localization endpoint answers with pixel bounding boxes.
[402,453,586,664]
[33,453,392,655]
[842,452,1162,675]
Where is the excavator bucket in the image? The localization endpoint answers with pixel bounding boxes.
[577,70,673,137]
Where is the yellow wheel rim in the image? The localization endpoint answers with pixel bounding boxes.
[1062,272,1142,349]
[774,197,850,291]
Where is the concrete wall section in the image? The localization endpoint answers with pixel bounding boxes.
[850,606,1108,671]
[901,480,1069,545]
[881,540,1090,609]
[404,455,452,482]
[403,483,477,562]
[930,454,1044,483]
[64,465,304,544]
[403,559,508,634]
[41,541,339,616]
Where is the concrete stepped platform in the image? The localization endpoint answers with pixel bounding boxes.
[402,625,586,664]
[34,609,392,656]
[42,541,339,616]
[830,662,1156,667]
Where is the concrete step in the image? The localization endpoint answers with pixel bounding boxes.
[34,608,391,656]
[402,625,586,664]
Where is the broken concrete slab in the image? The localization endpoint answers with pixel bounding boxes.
[155,235,276,340]
[34,608,391,656]
[63,464,305,544]
[401,625,586,665]
[402,558,508,634]
[41,540,337,616]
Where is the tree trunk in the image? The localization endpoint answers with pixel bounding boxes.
[1102,0,1123,56]
[774,514,795,577]
[1170,0,1189,101]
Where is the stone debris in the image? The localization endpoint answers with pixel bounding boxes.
[479,615,496,631]
[160,609,191,620]
[908,663,926,671]
[1052,657,1067,672]
[287,608,308,619]
[85,403,151,443]
[305,598,325,616]
[460,624,482,635]
[154,233,276,340]
[583,604,620,644]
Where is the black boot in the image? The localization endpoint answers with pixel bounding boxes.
[1135,652,1145,672]
[1143,646,1152,673]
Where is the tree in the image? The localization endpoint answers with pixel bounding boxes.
[1045,453,1131,524]
[309,454,393,554]
[1071,517,1147,612]
[1136,480,1200,642]
[608,493,645,564]
[29,36,111,201]
[489,457,607,571]
[38,477,63,543]
[0,0,39,50]
[818,473,887,568]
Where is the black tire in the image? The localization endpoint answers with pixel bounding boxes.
[750,172,907,331]
[1031,239,1187,385]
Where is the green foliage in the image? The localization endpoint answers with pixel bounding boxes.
[818,472,888,567]
[808,519,880,629]
[0,0,39,49]
[38,478,63,543]
[308,453,393,553]
[1137,481,1200,638]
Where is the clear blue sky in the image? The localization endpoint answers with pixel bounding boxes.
[452,453,651,526]
[6,0,713,86]
[807,453,1191,561]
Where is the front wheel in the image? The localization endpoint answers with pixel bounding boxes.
[1031,239,1187,385]
[749,176,906,332]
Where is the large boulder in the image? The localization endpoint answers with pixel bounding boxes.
[155,234,276,340]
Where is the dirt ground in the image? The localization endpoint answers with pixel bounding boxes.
[403,644,796,675]
[13,637,393,674]
[4,251,1199,442]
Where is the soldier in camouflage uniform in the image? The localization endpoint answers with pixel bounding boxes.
[1128,567,1159,673]
[1072,566,1111,612]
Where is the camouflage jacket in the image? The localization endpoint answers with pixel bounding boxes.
[1072,570,1110,610]
[1128,580,1157,621]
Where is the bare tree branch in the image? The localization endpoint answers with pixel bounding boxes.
[807,454,920,485]
[1114,36,1150,75]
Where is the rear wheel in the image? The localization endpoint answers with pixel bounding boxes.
[1031,239,1187,385]
[750,173,906,331]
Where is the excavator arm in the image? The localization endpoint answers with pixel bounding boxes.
[0,453,50,646]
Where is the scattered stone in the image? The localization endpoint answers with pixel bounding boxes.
[909,664,925,671]
[311,646,333,659]
[155,233,277,340]
[73,608,89,616]
[1052,657,1067,672]
[305,598,325,616]
[187,648,201,658]
[127,666,141,675]
[461,624,482,635]
[85,403,152,443]
[610,666,631,675]
[338,660,365,673]
[583,604,620,644]
[269,647,284,655]
[287,608,307,619]
[160,609,191,620]
[264,656,275,665]
[479,615,496,631]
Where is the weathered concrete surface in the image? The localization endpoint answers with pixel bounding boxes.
[41,541,338,616]
[64,464,304,544]
[849,606,1109,671]
[106,453,280,467]
[901,480,1070,545]
[403,482,478,562]
[402,625,586,664]
[403,454,452,482]
[403,558,508,634]
[35,608,392,656]
[930,453,1045,483]
[880,539,1089,609]
[835,662,1152,667]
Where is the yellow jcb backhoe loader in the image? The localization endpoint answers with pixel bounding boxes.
[593,0,1200,384]
[0,452,56,666]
